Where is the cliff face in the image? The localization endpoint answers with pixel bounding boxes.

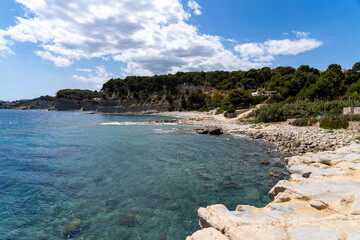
[97,101,171,114]
[18,83,213,113]
[29,100,53,109]
[97,84,211,114]
[52,99,99,111]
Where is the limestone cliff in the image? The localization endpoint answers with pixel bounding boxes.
[97,84,211,114]
[52,98,99,111]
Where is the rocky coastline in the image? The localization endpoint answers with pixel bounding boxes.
[230,123,357,155]
[154,112,360,239]
[187,142,360,240]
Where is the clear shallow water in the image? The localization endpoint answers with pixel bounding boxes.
[0,110,288,240]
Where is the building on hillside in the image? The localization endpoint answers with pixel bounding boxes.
[342,69,353,75]
[342,69,360,75]
[251,90,278,97]
[343,107,360,115]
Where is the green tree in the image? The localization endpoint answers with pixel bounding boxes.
[226,89,252,107]
[353,62,360,72]
[187,89,206,110]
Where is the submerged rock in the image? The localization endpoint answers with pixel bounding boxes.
[260,161,270,165]
[219,181,241,189]
[104,197,120,211]
[166,202,181,211]
[119,214,139,227]
[62,218,83,237]
[156,235,168,240]
[268,172,280,178]
[222,175,232,181]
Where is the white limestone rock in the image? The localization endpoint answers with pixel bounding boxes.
[186,227,229,240]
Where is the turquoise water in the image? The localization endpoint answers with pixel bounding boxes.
[0,110,288,240]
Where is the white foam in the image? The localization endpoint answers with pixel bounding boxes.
[100,121,177,126]
[100,121,149,126]
[153,128,179,134]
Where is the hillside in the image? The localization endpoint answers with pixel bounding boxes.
[3,62,360,118]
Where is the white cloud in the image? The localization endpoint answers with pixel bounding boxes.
[35,51,73,67]
[265,38,322,55]
[0,31,14,55]
[72,65,113,88]
[76,68,92,72]
[235,43,265,59]
[292,31,310,38]
[235,38,322,63]
[225,38,238,43]
[188,0,202,15]
[0,0,323,76]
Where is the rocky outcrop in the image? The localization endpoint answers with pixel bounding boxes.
[187,143,360,240]
[196,128,224,135]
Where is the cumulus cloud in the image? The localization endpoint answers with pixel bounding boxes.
[292,31,310,38]
[0,0,323,76]
[72,65,113,87]
[188,0,202,15]
[235,38,322,62]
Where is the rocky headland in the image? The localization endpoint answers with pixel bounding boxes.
[155,112,360,239]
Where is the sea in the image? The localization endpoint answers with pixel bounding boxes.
[0,110,288,240]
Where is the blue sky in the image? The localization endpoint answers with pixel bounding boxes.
[0,0,359,101]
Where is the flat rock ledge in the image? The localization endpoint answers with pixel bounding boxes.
[187,143,360,240]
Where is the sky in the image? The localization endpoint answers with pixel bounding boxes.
[0,0,360,101]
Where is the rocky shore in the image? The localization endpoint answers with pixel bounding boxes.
[187,143,360,239]
[230,123,357,155]
[154,112,360,239]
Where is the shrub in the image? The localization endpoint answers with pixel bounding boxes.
[227,105,235,114]
[255,99,360,123]
[328,106,342,115]
[350,114,360,121]
[215,106,228,115]
[319,119,349,129]
[320,160,331,166]
[255,104,287,122]
[291,118,308,127]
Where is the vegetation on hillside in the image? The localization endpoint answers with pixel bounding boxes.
[101,62,360,118]
[56,89,102,100]
[4,61,360,122]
